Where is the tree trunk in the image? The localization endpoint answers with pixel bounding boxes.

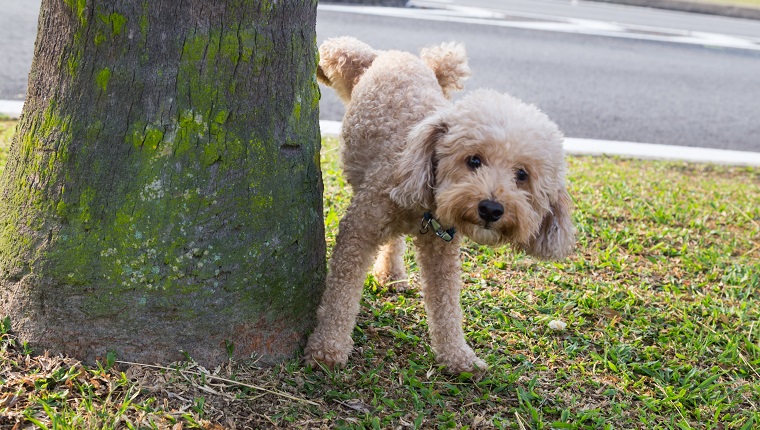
[0,0,325,366]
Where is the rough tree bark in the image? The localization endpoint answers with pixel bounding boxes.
[0,0,325,366]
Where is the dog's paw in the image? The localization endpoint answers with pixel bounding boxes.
[437,351,489,375]
[373,270,410,291]
[303,336,350,370]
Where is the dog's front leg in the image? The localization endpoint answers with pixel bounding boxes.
[414,234,488,374]
[304,198,385,369]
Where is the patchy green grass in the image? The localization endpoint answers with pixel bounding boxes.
[0,121,15,169]
[2,129,759,429]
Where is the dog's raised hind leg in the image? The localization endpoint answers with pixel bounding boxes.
[372,236,410,291]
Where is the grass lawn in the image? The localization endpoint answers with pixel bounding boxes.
[1,123,759,429]
[0,121,14,168]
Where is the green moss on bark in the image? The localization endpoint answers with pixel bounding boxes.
[64,0,88,25]
[96,68,111,91]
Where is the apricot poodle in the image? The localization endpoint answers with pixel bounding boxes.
[305,37,575,373]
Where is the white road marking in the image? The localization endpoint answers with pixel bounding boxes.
[318,3,760,51]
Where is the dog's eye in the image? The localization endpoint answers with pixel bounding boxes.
[515,168,529,182]
[466,155,482,169]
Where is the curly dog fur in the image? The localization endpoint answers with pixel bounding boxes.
[306,37,575,373]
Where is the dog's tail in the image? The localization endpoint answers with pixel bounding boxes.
[317,37,378,104]
[420,42,471,99]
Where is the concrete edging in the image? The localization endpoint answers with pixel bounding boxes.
[0,100,23,119]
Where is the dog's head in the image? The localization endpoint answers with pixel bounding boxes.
[390,89,575,260]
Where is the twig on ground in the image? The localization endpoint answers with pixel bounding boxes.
[116,360,320,406]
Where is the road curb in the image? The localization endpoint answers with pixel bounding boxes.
[319,120,760,167]
[0,100,23,119]
[563,137,760,166]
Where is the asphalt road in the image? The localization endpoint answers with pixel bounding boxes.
[2,1,759,151]
[423,0,760,38]
[0,0,39,100]
[317,4,760,151]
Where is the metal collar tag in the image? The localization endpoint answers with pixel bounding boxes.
[420,212,456,242]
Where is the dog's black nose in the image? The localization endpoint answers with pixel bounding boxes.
[478,200,504,222]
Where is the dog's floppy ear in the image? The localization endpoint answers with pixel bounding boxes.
[523,187,575,260]
[390,116,447,210]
